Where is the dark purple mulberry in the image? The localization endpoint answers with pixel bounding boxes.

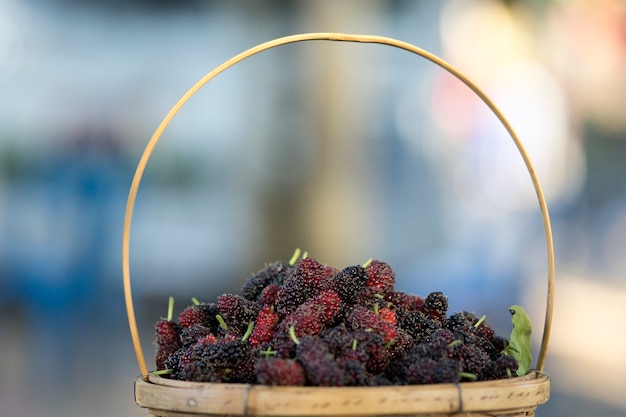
[255,357,306,385]
[423,291,448,322]
[241,261,293,301]
[296,336,344,386]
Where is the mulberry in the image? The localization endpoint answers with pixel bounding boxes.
[254,358,306,386]
[241,261,292,301]
[423,291,448,322]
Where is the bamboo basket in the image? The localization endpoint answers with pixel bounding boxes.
[123,33,554,417]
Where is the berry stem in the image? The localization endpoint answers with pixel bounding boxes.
[459,372,477,380]
[216,314,228,331]
[191,297,200,306]
[241,322,255,342]
[288,325,300,345]
[362,258,373,268]
[167,296,174,322]
[448,340,462,348]
[383,339,395,349]
[474,315,487,328]
[152,369,173,376]
[260,347,278,357]
[288,248,302,266]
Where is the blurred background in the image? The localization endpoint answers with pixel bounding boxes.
[0,0,625,416]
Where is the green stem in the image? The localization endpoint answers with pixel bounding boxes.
[260,347,278,357]
[289,325,300,345]
[447,340,462,348]
[474,315,487,328]
[288,248,302,266]
[216,314,228,331]
[167,297,174,322]
[191,297,200,305]
[152,369,173,376]
[241,322,255,342]
[383,339,395,349]
[458,372,477,380]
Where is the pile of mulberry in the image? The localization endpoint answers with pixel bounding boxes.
[153,254,521,386]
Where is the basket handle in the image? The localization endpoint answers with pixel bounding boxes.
[122,32,555,378]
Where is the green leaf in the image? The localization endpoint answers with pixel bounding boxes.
[501,305,532,376]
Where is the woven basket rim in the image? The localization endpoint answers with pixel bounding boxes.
[135,371,550,416]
